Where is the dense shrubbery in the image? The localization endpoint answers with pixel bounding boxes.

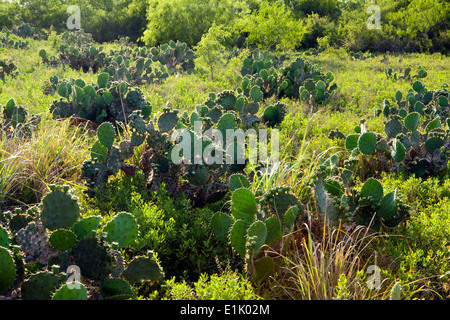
[0,0,449,302]
[1,0,448,53]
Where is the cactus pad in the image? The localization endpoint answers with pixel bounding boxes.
[52,282,88,300]
[210,212,233,243]
[103,212,138,249]
[49,229,77,251]
[229,220,248,258]
[97,122,115,149]
[40,187,80,231]
[21,271,64,300]
[0,247,16,294]
[122,255,164,283]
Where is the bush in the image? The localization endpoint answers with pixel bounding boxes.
[142,0,248,47]
[162,270,259,300]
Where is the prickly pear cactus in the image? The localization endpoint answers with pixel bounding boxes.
[52,282,88,300]
[21,271,64,300]
[72,236,116,281]
[122,252,164,283]
[40,185,80,231]
[103,212,138,249]
[49,229,78,252]
[0,247,16,294]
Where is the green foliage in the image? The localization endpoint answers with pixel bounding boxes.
[126,188,235,281]
[235,0,301,51]
[163,270,259,300]
[210,175,304,279]
[142,0,247,47]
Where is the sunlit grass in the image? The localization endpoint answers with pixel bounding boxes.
[0,117,91,208]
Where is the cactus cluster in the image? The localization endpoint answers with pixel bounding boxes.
[61,29,95,47]
[102,53,168,86]
[0,185,164,300]
[341,80,450,178]
[2,23,43,40]
[349,51,374,61]
[1,98,40,138]
[0,32,29,49]
[48,73,152,125]
[310,81,450,229]
[210,174,304,281]
[239,54,337,107]
[385,66,427,81]
[81,85,288,206]
[59,43,107,73]
[0,59,18,80]
[149,40,195,74]
[240,50,287,77]
[314,168,410,230]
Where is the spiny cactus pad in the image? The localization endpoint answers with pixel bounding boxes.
[49,229,77,251]
[358,132,377,155]
[72,216,102,239]
[40,187,80,231]
[122,255,164,283]
[246,220,267,257]
[100,277,133,300]
[103,212,138,249]
[232,188,258,216]
[229,220,249,258]
[252,256,275,283]
[97,122,115,149]
[52,282,88,300]
[0,247,16,294]
[21,271,64,300]
[210,212,233,243]
[229,174,251,191]
[360,178,384,203]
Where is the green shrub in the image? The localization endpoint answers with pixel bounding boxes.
[125,186,236,281]
[162,270,259,300]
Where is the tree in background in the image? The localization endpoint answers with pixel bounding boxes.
[142,0,249,47]
[194,24,231,81]
[234,0,301,51]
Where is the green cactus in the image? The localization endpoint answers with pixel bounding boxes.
[232,188,258,218]
[0,247,16,294]
[229,220,249,258]
[0,225,10,248]
[390,282,402,300]
[263,217,282,246]
[100,277,133,300]
[246,220,267,258]
[52,282,88,300]
[72,216,102,239]
[360,178,384,203]
[252,256,275,283]
[40,186,80,231]
[158,110,179,133]
[122,253,164,283]
[216,90,237,110]
[97,122,115,149]
[391,138,406,162]
[262,103,286,127]
[358,132,377,155]
[21,271,64,300]
[49,229,78,251]
[103,212,138,249]
[229,173,251,191]
[72,236,116,281]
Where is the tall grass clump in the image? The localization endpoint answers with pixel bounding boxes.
[0,118,91,207]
